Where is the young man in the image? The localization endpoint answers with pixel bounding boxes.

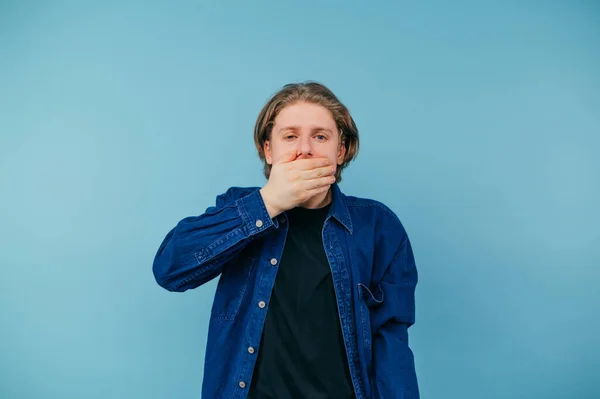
[153,82,419,398]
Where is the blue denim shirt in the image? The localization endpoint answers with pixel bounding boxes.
[153,183,419,398]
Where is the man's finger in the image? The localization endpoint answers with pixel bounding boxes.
[293,157,331,171]
[276,149,299,164]
[304,175,336,190]
[301,165,336,180]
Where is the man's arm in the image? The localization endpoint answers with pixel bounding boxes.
[371,232,419,398]
[152,188,275,292]
[153,154,336,293]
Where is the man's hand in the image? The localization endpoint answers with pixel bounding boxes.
[259,150,336,219]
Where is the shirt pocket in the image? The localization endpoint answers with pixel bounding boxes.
[357,282,385,350]
[210,255,256,321]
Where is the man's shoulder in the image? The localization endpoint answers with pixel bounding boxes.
[212,186,262,207]
[344,192,397,217]
[220,186,261,200]
[342,192,406,234]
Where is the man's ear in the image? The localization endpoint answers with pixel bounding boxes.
[337,138,346,165]
[264,140,273,165]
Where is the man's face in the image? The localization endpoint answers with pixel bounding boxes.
[264,101,346,169]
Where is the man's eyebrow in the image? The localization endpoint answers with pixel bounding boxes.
[277,126,334,134]
[277,126,300,134]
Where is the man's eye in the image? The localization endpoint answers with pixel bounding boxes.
[285,135,296,140]
[316,135,327,141]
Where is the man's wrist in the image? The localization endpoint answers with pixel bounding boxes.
[259,187,281,219]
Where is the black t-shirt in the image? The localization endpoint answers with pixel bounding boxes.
[247,204,356,399]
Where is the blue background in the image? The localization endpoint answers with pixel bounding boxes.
[1,1,598,398]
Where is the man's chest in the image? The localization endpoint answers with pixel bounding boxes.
[271,224,333,306]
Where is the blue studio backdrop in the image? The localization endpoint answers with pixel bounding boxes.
[1,2,598,398]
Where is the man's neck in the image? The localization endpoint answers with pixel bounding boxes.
[299,188,333,209]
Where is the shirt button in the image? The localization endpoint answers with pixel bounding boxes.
[239,381,246,389]
[255,219,263,228]
[270,258,278,266]
[279,216,286,223]
[258,301,266,308]
[248,347,255,354]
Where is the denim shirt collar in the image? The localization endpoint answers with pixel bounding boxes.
[329,183,353,234]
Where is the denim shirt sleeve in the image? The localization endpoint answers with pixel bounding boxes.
[152,187,274,292]
[371,232,420,399]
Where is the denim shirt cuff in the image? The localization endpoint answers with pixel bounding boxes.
[237,189,279,235]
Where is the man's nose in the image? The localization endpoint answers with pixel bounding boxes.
[296,136,313,158]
